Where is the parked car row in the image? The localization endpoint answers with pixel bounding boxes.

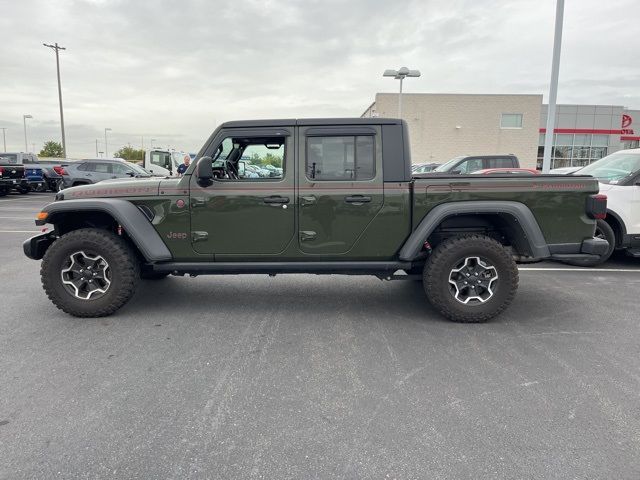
[0,153,49,195]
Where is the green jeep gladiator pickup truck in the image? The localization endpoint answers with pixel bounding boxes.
[23,119,608,322]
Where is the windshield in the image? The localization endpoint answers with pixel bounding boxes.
[575,152,640,184]
[434,156,465,172]
[128,163,152,176]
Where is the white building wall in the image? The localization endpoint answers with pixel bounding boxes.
[365,93,542,168]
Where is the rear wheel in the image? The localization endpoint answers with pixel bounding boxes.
[41,228,140,317]
[0,187,8,197]
[423,234,518,323]
[17,186,30,194]
[562,219,615,267]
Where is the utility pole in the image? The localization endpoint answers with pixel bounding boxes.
[542,0,565,173]
[95,139,99,156]
[43,42,67,158]
[0,128,6,152]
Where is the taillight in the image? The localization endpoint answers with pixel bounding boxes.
[0,166,4,175]
[53,165,67,175]
[587,194,607,220]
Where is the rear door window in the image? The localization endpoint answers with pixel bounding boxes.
[306,135,375,181]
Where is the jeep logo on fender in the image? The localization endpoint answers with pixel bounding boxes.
[166,231,188,240]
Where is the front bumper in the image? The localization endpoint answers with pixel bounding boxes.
[23,232,55,260]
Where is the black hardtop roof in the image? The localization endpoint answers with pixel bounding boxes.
[219,118,402,128]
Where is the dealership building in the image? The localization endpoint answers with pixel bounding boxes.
[361,93,639,169]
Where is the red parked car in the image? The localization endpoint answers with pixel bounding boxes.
[471,168,540,175]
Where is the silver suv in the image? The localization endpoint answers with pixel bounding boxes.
[61,158,151,188]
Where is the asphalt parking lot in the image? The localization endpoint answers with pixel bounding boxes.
[1,192,640,479]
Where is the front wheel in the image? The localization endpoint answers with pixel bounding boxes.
[41,228,140,317]
[423,234,519,323]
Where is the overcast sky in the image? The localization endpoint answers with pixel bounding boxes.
[1,0,638,157]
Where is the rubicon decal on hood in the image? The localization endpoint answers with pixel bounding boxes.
[69,186,158,197]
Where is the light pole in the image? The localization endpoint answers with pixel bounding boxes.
[23,115,33,152]
[151,138,156,148]
[95,139,99,156]
[104,128,112,157]
[542,0,565,173]
[383,67,421,118]
[43,42,67,158]
[0,128,7,152]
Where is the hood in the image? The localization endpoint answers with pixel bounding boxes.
[60,178,163,200]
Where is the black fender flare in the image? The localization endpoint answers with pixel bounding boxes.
[398,201,551,261]
[39,198,172,262]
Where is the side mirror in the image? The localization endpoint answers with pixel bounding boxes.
[196,156,213,187]
[127,171,135,177]
[451,169,462,174]
[238,160,246,177]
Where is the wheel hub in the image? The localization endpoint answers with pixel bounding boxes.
[448,256,498,305]
[60,251,111,300]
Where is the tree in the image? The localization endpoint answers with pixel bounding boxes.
[39,141,64,158]
[114,146,145,162]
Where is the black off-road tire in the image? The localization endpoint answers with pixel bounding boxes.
[0,188,8,197]
[17,186,30,194]
[562,219,615,267]
[41,228,140,317]
[423,234,519,323]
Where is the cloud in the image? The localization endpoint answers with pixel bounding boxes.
[1,0,638,156]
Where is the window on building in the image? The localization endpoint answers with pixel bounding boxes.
[500,113,523,129]
[538,133,613,169]
[306,136,375,181]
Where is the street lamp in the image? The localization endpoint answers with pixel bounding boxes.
[104,128,112,157]
[541,0,565,173]
[23,115,33,152]
[383,67,421,118]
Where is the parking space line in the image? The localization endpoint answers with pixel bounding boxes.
[519,267,640,273]
[0,230,41,233]
[0,216,37,219]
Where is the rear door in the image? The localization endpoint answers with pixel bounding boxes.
[298,126,383,255]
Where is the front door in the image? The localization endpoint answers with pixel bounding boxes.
[189,128,295,256]
[297,126,384,255]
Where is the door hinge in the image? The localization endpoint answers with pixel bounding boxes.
[192,231,208,242]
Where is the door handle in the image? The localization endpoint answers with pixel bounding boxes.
[449,182,470,187]
[344,195,371,204]
[300,230,317,241]
[263,195,290,204]
[300,195,316,206]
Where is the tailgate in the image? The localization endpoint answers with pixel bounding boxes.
[0,165,25,180]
